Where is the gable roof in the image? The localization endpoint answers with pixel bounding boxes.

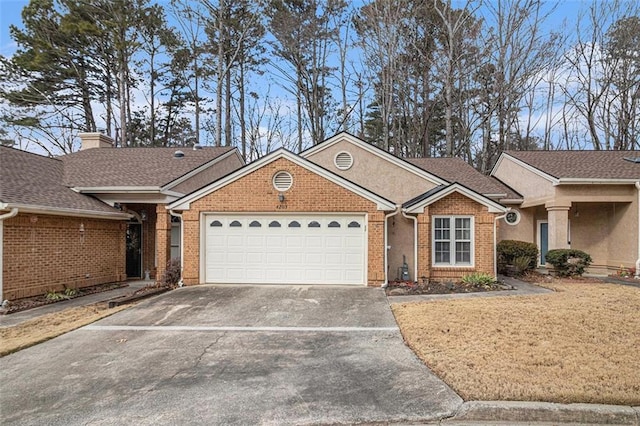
[0,146,129,218]
[169,148,396,211]
[61,146,236,189]
[495,150,640,183]
[406,157,517,197]
[402,182,507,214]
[301,132,448,186]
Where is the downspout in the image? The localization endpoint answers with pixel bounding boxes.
[383,206,401,288]
[494,208,511,280]
[0,208,19,304]
[635,182,640,279]
[401,210,418,284]
[169,210,184,287]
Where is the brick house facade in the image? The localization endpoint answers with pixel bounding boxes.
[2,131,512,300]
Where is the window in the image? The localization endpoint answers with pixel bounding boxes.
[268,220,281,227]
[288,221,301,228]
[328,221,341,228]
[505,210,520,225]
[347,221,361,228]
[432,216,473,266]
[249,220,262,227]
[210,220,222,227]
[308,221,321,228]
[229,220,242,227]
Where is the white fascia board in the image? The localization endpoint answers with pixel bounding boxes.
[492,153,559,184]
[1,203,131,220]
[169,149,396,211]
[301,132,448,186]
[94,193,179,205]
[162,149,243,192]
[74,186,162,193]
[555,178,640,185]
[404,183,507,214]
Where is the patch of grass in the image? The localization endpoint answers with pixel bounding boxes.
[0,303,130,356]
[391,280,640,405]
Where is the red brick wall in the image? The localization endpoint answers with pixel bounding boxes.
[417,192,497,281]
[180,157,386,286]
[3,213,126,300]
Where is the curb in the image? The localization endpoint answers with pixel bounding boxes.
[107,287,170,308]
[443,401,640,425]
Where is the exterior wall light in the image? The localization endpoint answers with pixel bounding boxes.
[140,210,148,221]
[278,193,285,203]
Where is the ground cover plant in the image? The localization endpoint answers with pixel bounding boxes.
[391,278,640,405]
[0,303,129,356]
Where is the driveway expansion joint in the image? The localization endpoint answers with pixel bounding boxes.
[83,325,399,332]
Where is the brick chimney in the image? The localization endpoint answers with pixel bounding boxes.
[78,132,114,150]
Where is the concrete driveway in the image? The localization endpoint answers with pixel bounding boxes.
[0,285,462,425]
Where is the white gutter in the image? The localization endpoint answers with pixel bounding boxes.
[401,210,418,283]
[494,208,511,279]
[0,208,19,304]
[635,182,640,279]
[0,203,130,220]
[382,206,401,288]
[169,210,184,287]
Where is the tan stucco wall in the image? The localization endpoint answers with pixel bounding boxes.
[493,156,555,206]
[388,214,415,281]
[171,154,244,195]
[497,207,535,242]
[305,138,435,203]
[179,157,387,286]
[606,202,637,269]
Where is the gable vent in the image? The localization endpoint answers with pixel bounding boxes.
[334,151,353,170]
[273,171,293,191]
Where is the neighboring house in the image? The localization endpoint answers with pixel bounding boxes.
[168,132,510,287]
[0,133,243,300]
[491,150,640,275]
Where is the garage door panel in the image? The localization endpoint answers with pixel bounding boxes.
[204,214,366,285]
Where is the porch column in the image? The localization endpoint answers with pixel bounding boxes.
[545,202,571,250]
[155,204,171,283]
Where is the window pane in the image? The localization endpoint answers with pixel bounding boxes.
[455,242,471,263]
[455,218,471,240]
[435,242,450,263]
[435,218,450,240]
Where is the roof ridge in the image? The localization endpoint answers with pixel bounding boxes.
[1,145,62,162]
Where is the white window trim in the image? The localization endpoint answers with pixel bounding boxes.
[432,215,475,267]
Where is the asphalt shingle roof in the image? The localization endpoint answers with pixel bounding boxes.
[0,146,120,213]
[61,146,235,188]
[406,157,520,199]
[506,150,640,180]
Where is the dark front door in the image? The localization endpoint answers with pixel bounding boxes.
[126,222,142,278]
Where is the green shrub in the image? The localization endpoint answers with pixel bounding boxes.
[461,272,496,288]
[545,249,592,277]
[497,240,539,274]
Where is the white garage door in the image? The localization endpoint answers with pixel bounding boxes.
[203,214,367,285]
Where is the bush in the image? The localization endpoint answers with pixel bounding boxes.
[461,272,496,288]
[545,249,592,277]
[497,240,539,274]
[162,257,182,287]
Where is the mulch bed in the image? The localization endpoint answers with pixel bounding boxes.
[0,282,129,315]
[385,280,513,296]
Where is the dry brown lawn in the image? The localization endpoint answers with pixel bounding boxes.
[392,280,640,405]
[0,303,129,356]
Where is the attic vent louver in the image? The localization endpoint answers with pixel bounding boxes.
[273,171,293,191]
[334,151,353,170]
[623,157,640,163]
[174,150,185,158]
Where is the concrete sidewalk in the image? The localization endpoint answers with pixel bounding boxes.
[0,280,151,328]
